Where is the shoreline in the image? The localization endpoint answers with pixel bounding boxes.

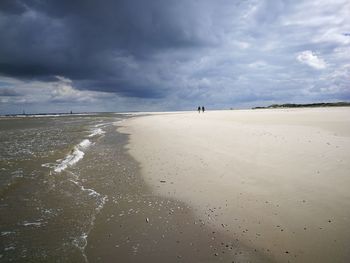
[120,107,350,263]
[84,121,269,262]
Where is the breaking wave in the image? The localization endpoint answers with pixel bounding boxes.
[88,128,105,137]
[51,139,92,173]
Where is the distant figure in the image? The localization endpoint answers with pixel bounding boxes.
[198,106,201,113]
[202,106,205,113]
[70,110,73,114]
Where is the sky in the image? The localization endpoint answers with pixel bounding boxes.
[0,0,349,114]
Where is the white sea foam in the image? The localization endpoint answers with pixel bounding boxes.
[41,163,55,169]
[69,179,107,209]
[4,246,16,251]
[1,231,15,236]
[79,139,92,148]
[94,123,106,128]
[72,232,88,257]
[69,177,108,263]
[22,221,44,227]
[54,139,91,173]
[88,128,105,137]
[94,121,116,128]
[54,149,84,173]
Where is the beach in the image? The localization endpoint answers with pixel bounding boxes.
[1,114,266,262]
[1,108,349,262]
[120,107,350,262]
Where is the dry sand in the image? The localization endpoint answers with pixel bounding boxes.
[120,107,350,262]
[86,121,267,262]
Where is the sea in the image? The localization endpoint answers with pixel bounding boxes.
[0,113,126,262]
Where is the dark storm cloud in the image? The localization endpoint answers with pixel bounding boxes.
[1,0,349,114]
[0,0,217,97]
[0,0,27,14]
[0,88,20,96]
[78,79,168,98]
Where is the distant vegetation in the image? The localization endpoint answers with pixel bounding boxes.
[253,102,350,109]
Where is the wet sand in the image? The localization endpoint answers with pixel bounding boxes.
[84,122,269,262]
[120,107,350,263]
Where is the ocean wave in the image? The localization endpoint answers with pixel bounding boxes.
[1,231,15,236]
[94,123,106,128]
[53,139,92,173]
[21,221,45,227]
[78,139,92,148]
[88,128,105,137]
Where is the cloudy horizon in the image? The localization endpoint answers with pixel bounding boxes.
[0,0,349,114]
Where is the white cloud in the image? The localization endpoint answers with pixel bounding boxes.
[50,77,96,102]
[230,40,251,50]
[0,76,110,106]
[312,28,350,45]
[296,51,327,70]
[55,75,73,84]
[248,60,268,69]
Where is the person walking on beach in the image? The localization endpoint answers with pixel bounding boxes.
[202,106,205,113]
[198,106,201,113]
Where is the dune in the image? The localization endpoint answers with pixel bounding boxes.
[120,107,350,262]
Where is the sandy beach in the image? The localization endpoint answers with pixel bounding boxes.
[120,107,350,262]
[83,117,268,263]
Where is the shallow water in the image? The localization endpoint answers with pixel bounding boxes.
[0,114,123,262]
[0,113,271,263]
